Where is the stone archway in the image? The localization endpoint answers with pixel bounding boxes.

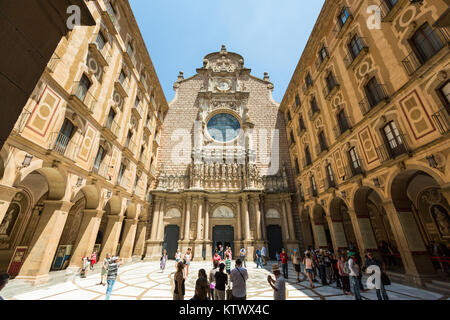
[329,197,355,251]
[311,205,332,250]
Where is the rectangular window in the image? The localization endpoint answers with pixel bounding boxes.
[319,46,328,63]
[348,34,363,59]
[119,70,126,84]
[310,97,319,114]
[107,108,116,128]
[96,32,106,50]
[117,163,125,183]
[127,42,134,57]
[93,146,105,170]
[299,116,306,131]
[305,146,312,166]
[326,72,337,93]
[76,74,91,102]
[326,164,335,186]
[305,73,313,88]
[295,94,301,107]
[411,23,444,64]
[383,121,407,158]
[364,77,384,107]
[126,130,132,147]
[338,7,350,27]
[318,131,328,152]
[337,109,350,134]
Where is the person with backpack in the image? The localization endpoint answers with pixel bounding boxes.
[303,252,315,289]
[347,252,362,300]
[214,263,228,300]
[338,255,351,295]
[230,259,248,300]
[255,248,263,269]
[365,252,389,300]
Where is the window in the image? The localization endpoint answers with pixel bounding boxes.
[295,158,300,175]
[364,77,385,108]
[125,130,133,147]
[382,121,406,158]
[139,146,144,161]
[207,113,240,142]
[76,74,91,102]
[326,72,337,93]
[117,163,125,183]
[384,0,398,9]
[348,147,363,175]
[305,73,313,88]
[119,69,126,84]
[295,94,301,107]
[299,116,306,131]
[438,80,450,107]
[337,109,350,134]
[96,32,106,50]
[305,146,312,166]
[319,46,328,63]
[55,119,75,154]
[310,97,319,114]
[348,34,364,59]
[310,175,317,196]
[299,184,305,201]
[290,131,295,145]
[134,175,139,191]
[338,7,350,27]
[326,164,335,187]
[93,146,105,170]
[106,108,116,129]
[410,23,444,64]
[287,111,292,122]
[318,131,328,152]
[127,42,134,57]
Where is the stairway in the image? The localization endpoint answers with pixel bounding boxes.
[424,279,450,296]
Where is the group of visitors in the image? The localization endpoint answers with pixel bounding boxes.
[79,251,98,278]
[167,248,192,277]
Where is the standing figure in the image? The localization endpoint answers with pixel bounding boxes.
[98,253,111,286]
[105,256,122,300]
[184,248,192,278]
[160,249,168,273]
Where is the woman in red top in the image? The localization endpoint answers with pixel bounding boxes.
[90,252,97,270]
[213,250,222,263]
[280,249,289,279]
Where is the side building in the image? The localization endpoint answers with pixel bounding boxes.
[280,0,449,288]
[0,0,168,284]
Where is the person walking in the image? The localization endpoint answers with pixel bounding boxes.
[90,251,97,271]
[338,255,351,295]
[160,249,168,273]
[214,263,228,300]
[303,253,315,289]
[175,249,182,268]
[218,244,224,260]
[280,248,289,279]
[318,257,328,285]
[267,264,286,300]
[80,255,90,278]
[209,260,219,300]
[365,252,389,300]
[255,247,263,268]
[239,247,247,268]
[225,252,232,276]
[0,273,10,300]
[347,252,362,300]
[291,249,302,282]
[261,246,267,266]
[330,253,341,289]
[98,253,111,286]
[184,248,192,278]
[105,256,122,300]
[173,261,185,300]
[230,259,248,300]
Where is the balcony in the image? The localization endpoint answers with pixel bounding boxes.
[402,27,449,76]
[69,81,97,115]
[103,118,120,140]
[48,132,79,161]
[315,143,329,157]
[323,80,340,100]
[375,132,411,163]
[325,176,337,191]
[334,7,353,38]
[333,118,352,138]
[378,0,404,22]
[101,7,120,35]
[13,109,32,134]
[92,162,111,180]
[132,102,144,120]
[89,37,112,67]
[344,162,365,180]
[302,157,312,169]
[123,139,137,157]
[343,37,369,69]
[46,53,60,73]
[114,78,130,97]
[358,83,389,116]
[432,108,449,135]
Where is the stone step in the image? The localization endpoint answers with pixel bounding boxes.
[430,279,450,290]
[424,282,450,295]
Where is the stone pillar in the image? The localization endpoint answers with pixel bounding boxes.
[260,199,267,241]
[252,197,262,240]
[180,200,186,241]
[133,221,147,259]
[327,217,348,252]
[280,200,290,241]
[285,197,296,241]
[204,199,212,260]
[119,218,138,262]
[194,197,204,261]
[99,215,124,262]
[236,198,242,240]
[68,209,104,269]
[150,198,162,240]
[16,200,73,284]
[156,198,166,241]
[184,197,191,242]
[242,195,254,261]
[347,208,377,253]
[0,185,18,226]
[383,200,436,286]
[299,209,314,249]
[145,197,163,261]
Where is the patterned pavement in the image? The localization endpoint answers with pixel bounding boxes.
[3,261,448,300]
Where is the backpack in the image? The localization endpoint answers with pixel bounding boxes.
[344,260,351,274]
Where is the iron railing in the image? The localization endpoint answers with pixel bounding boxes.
[71,81,97,112]
[358,83,389,115]
[92,162,111,180]
[375,132,411,162]
[105,118,120,137]
[48,132,79,161]
[334,7,353,36]
[343,37,369,68]
[90,35,113,65]
[378,0,401,21]
[431,108,450,135]
[315,47,329,71]
[323,78,339,99]
[344,162,365,180]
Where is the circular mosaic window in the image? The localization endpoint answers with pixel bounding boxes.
[207,113,240,142]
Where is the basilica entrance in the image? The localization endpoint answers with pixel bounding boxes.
[212,226,234,256]
[163,225,179,260]
[266,225,283,260]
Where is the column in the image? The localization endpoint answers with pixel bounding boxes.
[242,195,254,261]
[204,199,212,260]
[150,198,162,240]
[133,220,147,258]
[156,197,166,241]
[180,199,186,241]
[68,209,104,269]
[252,197,262,240]
[260,199,267,241]
[99,215,124,262]
[299,206,314,249]
[280,200,290,241]
[236,199,242,240]
[17,200,73,284]
[119,218,139,261]
[285,197,296,241]
[194,197,204,261]
[0,185,18,225]
[184,197,191,241]
[383,200,435,286]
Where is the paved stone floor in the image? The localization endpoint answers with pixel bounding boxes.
[3,261,449,300]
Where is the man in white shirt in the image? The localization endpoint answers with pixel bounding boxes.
[230,259,248,300]
[261,246,267,266]
[239,247,247,268]
[347,252,362,300]
[267,264,286,300]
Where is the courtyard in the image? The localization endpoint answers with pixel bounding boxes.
[2,261,448,300]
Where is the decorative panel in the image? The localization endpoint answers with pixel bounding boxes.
[78,124,97,162]
[399,90,435,140]
[358,126,378,164]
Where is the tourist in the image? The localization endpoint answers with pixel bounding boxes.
[225,246,233,261]
[197,268,210,300]
[230,259,248,300]
[365,252,389,300]
[90,251,97,271]
[276,251,281,266]
[225,251,232,276]
[209,260,219,300]
[338,255,351,295]
[218,244,224,260]
[255,247,263,268]
[173,261,185,300]
[261,245,267,266]
[213,250,222,264]
[354,250,365,291]
[280,248,289,279]
[0,273,10,300]
[267,264,286,300]
[347,252,362,300]
[240,247,247,267]
[214,263,228,300]
[175,249,182,268]
[303,252,315,289]
[191,278,209,300]
[80,255,90,278]
[184,248,192,278]
[105,256,122,300]
[292,249,302,282]
[330,253,341,289]
[160,249,168,273]
[318,256,328,285]
[98,253,111,286]
[324,251,332,283]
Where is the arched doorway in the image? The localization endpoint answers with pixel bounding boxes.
[391,169,449,278]
[266,225,283,260]
[312,205,332,250]
[329,197,356,251]
[163,225,179,259]
[212,225,234,257]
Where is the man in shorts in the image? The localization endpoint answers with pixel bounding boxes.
[291,249,302,282]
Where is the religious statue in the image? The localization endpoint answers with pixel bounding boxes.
[0,203,20,236]
[431,204,450,238]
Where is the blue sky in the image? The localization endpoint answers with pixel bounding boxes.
[129,0,325,103]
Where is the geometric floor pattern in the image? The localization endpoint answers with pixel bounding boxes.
[4,261,448,300]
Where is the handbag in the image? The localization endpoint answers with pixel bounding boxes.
[381,272,391,286]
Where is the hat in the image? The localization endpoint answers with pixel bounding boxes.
[272,264,280,273]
